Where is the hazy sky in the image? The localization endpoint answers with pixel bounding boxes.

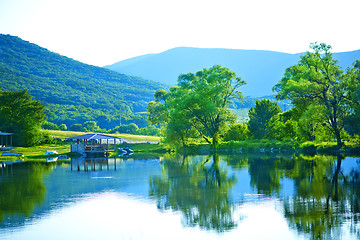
[1,0,359,66]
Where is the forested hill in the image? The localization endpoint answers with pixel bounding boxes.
[0,34,165,129]
[105,47,360,97]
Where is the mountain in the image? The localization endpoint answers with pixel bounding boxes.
[105,47,360,97]
[0,34,165,129]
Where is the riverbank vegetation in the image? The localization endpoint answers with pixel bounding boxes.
[147,43,360,153]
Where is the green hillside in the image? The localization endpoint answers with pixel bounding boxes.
[0,34,165,129]
[106,47,360,97]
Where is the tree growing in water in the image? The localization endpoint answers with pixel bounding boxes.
[147,65,246,146]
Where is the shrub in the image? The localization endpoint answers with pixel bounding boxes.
[223,123,249,142]
[42,121,59,130]
[300,141,317,154]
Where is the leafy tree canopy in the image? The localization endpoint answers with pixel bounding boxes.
[344,60,360,135]
[147,65,246,146]
[0,89,45,146]
[274,43,357,146]
[248,99,282,139]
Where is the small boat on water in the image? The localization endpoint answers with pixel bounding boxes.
[118,147,134,157]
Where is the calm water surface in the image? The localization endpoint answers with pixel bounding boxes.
[0,153,359,240]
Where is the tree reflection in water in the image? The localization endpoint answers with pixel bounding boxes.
[1,153,358,239]
[283,155,360,240]
[150,153,360,238]
[0,162,54,223]
[149,154,238,232]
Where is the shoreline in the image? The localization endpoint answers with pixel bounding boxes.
[1,139,359,162]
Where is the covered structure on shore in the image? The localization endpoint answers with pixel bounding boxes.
[66,133,122,156]
[0,131,13,150]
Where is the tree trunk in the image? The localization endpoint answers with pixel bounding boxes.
[334,127,342,149]
[212,132,219,149]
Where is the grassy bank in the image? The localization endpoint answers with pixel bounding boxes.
[1,130,359,162]
[181,139,360,155]
[0,141,71,161]
[0,130,162,161]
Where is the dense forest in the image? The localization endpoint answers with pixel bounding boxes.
[0,34,166,129]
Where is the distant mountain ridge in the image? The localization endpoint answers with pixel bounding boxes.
[105,47,360,97]
[0,34,165,128]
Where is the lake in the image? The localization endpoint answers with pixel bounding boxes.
[0,153,359,240]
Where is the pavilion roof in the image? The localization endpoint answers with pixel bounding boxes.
[66,133,121,141]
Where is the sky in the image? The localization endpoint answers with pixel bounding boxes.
[0,0,359,67]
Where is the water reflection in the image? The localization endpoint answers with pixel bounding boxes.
[70,156,118,171]
[150,153,360,238]
[283,154,360,239]
[149,154,238,232]
[0,162,55,223]
[0,153,359,240]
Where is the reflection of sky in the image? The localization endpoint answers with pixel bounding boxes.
[340,157,360,175]
[0,192,306,240]
[0,158,163,231]
[230,165,296,203]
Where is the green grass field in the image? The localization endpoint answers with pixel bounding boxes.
[45,130,161,142]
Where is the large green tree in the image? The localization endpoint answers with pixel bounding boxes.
[0,89,45,146]
[248,99,282,139]
[147,65,246,146]
[274,43,354,147]
[344,60,360,135]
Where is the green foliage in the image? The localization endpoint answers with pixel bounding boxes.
[0,34,165,129]
[137,125,161,136]
[44,104,148,130]
[110,123,139,134]
[344,60,360,135]
[146,98,168,126]
[147,65,246,146]
[274,43,357,147]
[300,141,318,154]
[59,124,67,131]
[315,142,339,152]
[223,123,249,141]
[296,104,328,141]
[69,124,86,132]
[248,99,282,139]
[82,121,100,132]
[42,121,59,130]
[0,89,46,146]
[108,123,160,136]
